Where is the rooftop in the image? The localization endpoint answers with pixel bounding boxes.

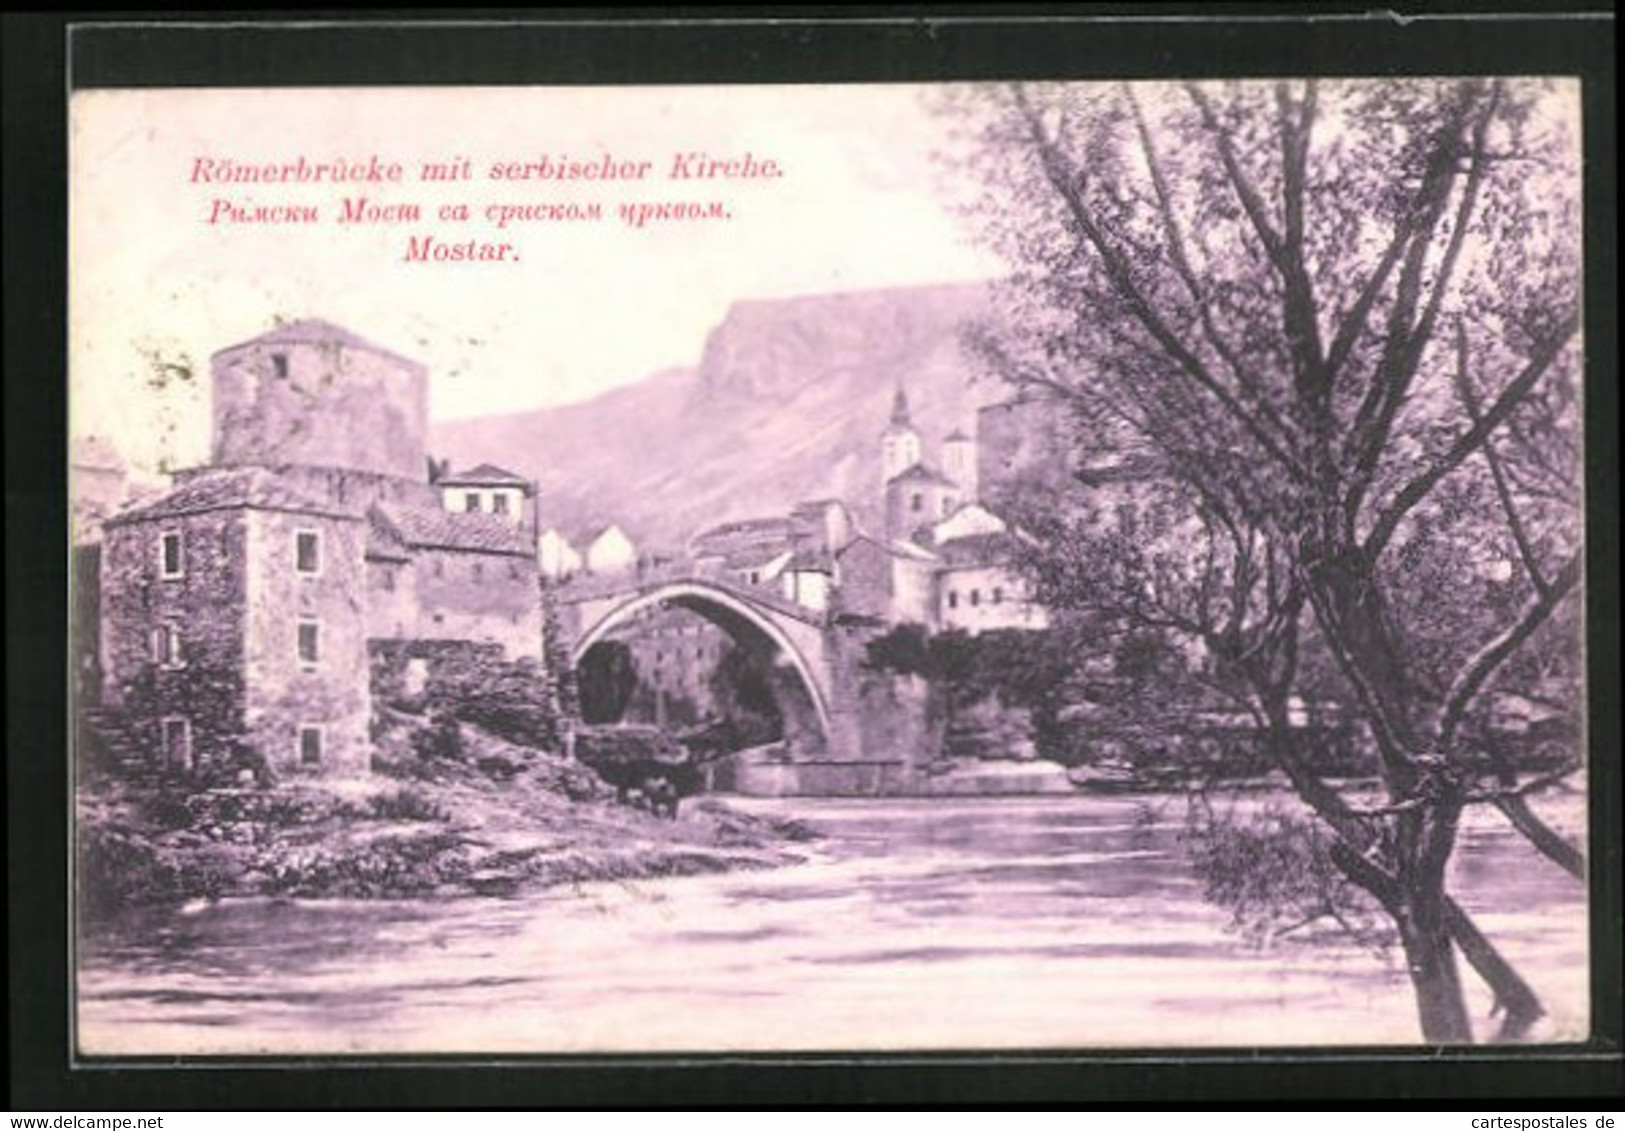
[107,467,354,527]
[372,503,533,557]
[437,462,531,488]
[887,461,959,489]
[213,318,424,369]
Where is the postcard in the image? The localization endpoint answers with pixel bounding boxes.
[69,75,1590,1058]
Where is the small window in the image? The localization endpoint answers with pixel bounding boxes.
[152,623,184,668]
[970,589,981,607]
[508,562,521,579]
[159,531,184,578]
[299,726,323,766]
[911,493,924,513]
[948,590,959,610]
[493,494,510,515]
[993,587,1005,605]
[472,561,484,581]
[378,565,396,592]
[295,530,321,574]
[161,717,192,772]
[271,352,289,379]
[432,558,444,578]
[297,619,320,665]
[465,493,482,513]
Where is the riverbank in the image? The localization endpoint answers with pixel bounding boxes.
[77,725,822,916]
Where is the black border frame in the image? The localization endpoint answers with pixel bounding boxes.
[6,6,1620,1108]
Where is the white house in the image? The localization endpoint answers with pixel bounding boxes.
[584,524,637,575]
[538,527,584,580]
[437,463,531,524]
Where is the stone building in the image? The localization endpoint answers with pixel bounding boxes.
[100,468,372,777]
[91,319,543,782]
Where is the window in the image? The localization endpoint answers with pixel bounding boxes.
[152,623,184,668]
[432,558,444,578]
[472,561,484,581]
[948,590,959,609]
[295,529,321,574]
[271,352,289,379]
[465,493,482,513]
[299,726,323,766]
[970,589,981,607]
[377,565,396,591]
[911,493,923,513]
[161,717,192,771]
[508,562,521,579]
[159,530,184,579]
[993,587,1005,605]
[297,619,320,665]
[493,494,510,515]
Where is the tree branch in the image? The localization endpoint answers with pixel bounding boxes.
[1125,86,1295,445]
[1012,86,1308,478]
[1364,313,1579,561]
[1453,320,1550,597]
[1437,549,1581,746]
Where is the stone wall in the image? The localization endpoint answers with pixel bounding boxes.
[409,549,542,659]
[242,509,370,777]
[100,509,249,774]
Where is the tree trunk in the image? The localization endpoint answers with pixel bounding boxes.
[1396,891,1474,1043]
[1444,896,1545,1041]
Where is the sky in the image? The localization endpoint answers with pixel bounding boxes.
[70,84,1001,476]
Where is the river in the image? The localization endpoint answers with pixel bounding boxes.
[75,790,1588,1055]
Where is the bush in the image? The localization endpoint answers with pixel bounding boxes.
[364,787,449,822]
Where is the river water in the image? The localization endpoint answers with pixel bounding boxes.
[76,791,1588,1055]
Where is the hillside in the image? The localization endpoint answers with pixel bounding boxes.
[431,281,1005,550]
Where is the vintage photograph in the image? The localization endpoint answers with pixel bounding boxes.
[69,78,1587,1055]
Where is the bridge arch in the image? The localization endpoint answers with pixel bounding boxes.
[568,580,832,740]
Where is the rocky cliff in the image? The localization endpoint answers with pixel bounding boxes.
[431,281,1004,550]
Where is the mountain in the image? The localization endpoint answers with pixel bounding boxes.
[430,281,1005,551]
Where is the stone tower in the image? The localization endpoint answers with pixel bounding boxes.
[879,386,922,488]
[209,319,429,482]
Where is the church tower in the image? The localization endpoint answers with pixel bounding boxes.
[942,426,978,504]
[880,386,922,488]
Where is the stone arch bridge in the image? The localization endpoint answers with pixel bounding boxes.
[552,572,930,795]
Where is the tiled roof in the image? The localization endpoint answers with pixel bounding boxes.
[372,503,532,556]
[692,516,795,541]
[835,534,939,563]
[887,461,958,489]
[437,463,530,487]
[365,512,412,562]
[106,467,354,526]
[936,530,1022,567]
[786,548,834,572]
[213,318,422,368]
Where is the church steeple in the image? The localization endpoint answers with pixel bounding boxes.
[890,386,913,428]
[880,385,922,488]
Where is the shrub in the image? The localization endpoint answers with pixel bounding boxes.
[365,787,449,822]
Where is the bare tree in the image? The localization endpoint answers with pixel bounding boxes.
[945,78,1584,1043]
